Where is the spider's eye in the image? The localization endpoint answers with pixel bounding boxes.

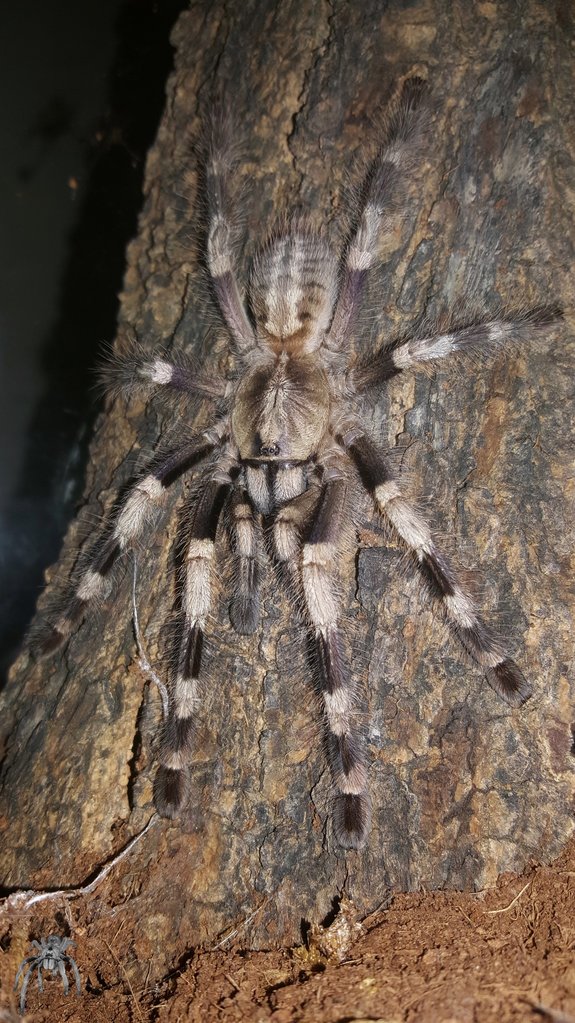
[259,443,280,457]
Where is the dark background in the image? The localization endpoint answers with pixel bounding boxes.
[0,0,187,680]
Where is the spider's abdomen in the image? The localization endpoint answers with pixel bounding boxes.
[231,352,330,462]
[250,232,337,353]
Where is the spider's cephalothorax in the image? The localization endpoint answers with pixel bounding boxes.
[38,79,561,848]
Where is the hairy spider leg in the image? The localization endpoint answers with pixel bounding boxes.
[38,431,220,655]
[354,306,564,388]
[276,471,368,848]
[14,957,36,1013]
[14,956,36,988]
[67,954,82,995]
[102,339,228,402]
[340,428,532,705]
[18,968,33,1012]
[327,76,427,350]
[138,355,226,397]
[155,467,234,817]
[58,960,69,995]
[205,111,256,353]
[304,476,370,847]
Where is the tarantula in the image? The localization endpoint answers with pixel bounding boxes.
[38,79,559,848]
[13,936,81,1013]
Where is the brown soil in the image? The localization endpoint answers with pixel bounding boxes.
[2,840,574,1023]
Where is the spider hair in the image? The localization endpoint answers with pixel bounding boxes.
[35,78,562,849]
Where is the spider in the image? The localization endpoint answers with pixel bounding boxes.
[37,78,560,849]
[13,935,81,1013]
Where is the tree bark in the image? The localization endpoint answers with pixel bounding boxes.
[1,0,573,983]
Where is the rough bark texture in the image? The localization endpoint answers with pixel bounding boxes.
[1,0,573,987]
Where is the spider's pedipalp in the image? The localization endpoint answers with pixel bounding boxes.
[229,492,261,634]
[273,483,320,556]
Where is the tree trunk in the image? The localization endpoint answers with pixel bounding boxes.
[1,0,573,986]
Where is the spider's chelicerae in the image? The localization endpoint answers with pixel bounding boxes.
[39,79,560,848]
[13,935,81,1013]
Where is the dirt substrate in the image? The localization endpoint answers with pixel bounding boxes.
[1,837,574,1023]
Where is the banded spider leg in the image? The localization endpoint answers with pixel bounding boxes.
[273,460,370,848]
[339,426,532,705]
[155,447,238,816]
[37,425,225,656]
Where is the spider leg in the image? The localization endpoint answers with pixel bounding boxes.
[205,112,256,354]
[66,955,82,995]
[14,956,36,989]
[37,963,44,993]
[58,960,69,996]
[327,77,427,350]
[38,428,223,656]
[353,305,563,388]
[16,965,33,1013]
[340,427,532,705]
[155,464,234,817]
[304,476,371,848]
[229,489,261,634]
[274,474,371,848]
[103,341,229,402]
